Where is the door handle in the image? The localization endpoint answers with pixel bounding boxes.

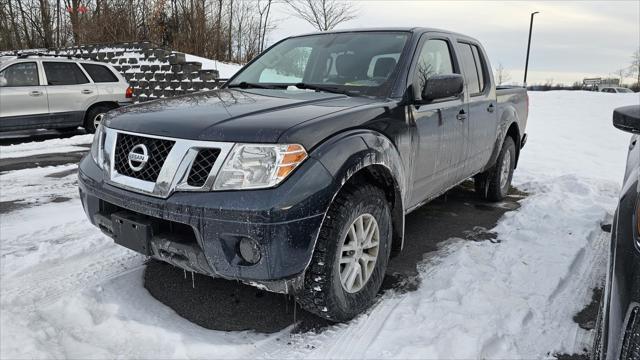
[81,89,93,94]
[456,109,467,121]
[487,103,495,113]
[29,90,43,97]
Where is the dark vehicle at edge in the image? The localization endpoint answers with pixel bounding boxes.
[78,28,528,321]
[594,105,640,360]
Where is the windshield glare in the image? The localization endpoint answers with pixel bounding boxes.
[229,32,410,96]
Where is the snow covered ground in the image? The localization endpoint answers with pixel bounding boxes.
[0,91,638,359]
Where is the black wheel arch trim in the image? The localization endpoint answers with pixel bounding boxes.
[309,129,407,258]
[483,108,522,173]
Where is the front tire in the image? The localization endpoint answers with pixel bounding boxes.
[295,183,392,322]
[84,105,115,133]
[475,137,516,202]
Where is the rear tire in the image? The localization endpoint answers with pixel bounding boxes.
[474,137,516,202]
[295,183,392,322]
[84,105,115,133]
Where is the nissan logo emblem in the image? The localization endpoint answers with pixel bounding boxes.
[128,144,149,172]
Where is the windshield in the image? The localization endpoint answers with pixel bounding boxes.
[228,32,410,96]
[617,88,633,93]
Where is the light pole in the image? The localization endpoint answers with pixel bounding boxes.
[523,11,540,87]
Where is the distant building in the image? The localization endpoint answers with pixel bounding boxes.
[582,77,620,91]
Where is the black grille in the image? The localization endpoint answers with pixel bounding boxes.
[114,133,175,182]
[187,148,221,187]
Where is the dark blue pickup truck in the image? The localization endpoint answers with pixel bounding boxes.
[78,28,528,321]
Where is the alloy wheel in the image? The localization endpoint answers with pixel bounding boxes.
[338,213,380,293]
[500,152,512,191]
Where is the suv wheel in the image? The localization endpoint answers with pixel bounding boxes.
[475,137,516,202]
[84,105,114,133]
[295,183,392,322]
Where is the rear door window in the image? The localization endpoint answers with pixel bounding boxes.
[457,43,483,95]
[470,45,487,92]
[0,62,39,87]
[43,62,89,85]
[81,63,119,83]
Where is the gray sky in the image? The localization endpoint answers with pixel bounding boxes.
[267,0,640,85]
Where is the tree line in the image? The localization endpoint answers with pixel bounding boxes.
[0,0,357,63]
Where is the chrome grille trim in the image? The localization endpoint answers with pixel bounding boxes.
[103,127,235,198]
[187,148,221,187]
[113,133,175,182]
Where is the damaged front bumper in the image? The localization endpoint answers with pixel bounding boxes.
[78,153,336,293]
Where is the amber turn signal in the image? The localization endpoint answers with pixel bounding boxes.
[277,144,307,180]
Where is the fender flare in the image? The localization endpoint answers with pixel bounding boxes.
[484,106,521,172]
[310,129,408,254]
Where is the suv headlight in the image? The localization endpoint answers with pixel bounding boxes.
[213,144,307,190]
[90,124,106,169]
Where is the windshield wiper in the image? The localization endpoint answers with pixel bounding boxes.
[228,81,353,96]
[293,83,352,96]
[227,81,280,90]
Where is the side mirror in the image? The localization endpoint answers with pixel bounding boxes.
[613,105,640,134]
[0,74,7,87]
[421,74,464,102]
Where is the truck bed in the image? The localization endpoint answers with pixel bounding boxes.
[496,86,528,139]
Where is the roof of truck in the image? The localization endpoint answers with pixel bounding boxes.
[292,27,477,43]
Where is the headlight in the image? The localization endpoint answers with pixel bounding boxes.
[213,144,307,190]
[90,124,105,169]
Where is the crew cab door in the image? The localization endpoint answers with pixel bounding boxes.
[0,61,49,131]
[408,36,468,207]
[42,61,97,127]
[455,41,497,176]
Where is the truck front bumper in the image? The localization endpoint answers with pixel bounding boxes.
[78,154,336,292]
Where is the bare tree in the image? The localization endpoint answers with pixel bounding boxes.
[0,0,276,65]
[494,63,511,85]
[284,0,356,31]
[630,48,640,87]
[256,0,272,52]
[613,68,628,85]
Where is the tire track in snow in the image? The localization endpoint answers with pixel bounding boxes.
[537,228,609,354]
[2,246,144,307]
[252,294,406,359]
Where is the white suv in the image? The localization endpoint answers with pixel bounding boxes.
[600,86,634,93]
[0,55,132,133]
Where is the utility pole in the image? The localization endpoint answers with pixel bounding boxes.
[523,11,540,87]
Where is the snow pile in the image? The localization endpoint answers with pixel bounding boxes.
[185,54,242,79]
[0,134,92,159]
[1,91,638,359]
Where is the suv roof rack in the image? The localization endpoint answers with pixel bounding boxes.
[14,51,80,60]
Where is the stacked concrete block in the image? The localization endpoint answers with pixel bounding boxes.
[40,42,226,102]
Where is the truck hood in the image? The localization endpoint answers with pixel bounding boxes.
[105,89,366,144]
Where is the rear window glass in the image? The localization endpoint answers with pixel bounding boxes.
[81,63,118,83]
[43,62,89,85]
[470,45,486,92]
[458,43,481,95]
